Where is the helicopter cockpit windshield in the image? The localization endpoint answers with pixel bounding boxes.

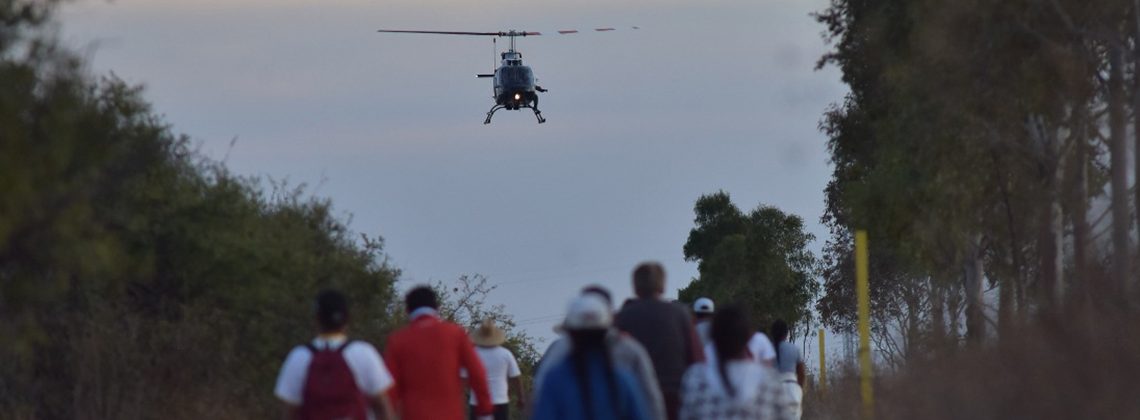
[498,66,534,90]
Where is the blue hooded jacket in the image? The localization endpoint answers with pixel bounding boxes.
[531,350,651,420]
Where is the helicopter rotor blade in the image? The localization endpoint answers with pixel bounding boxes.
[377,27,636,37]
[555,27,638,34]
[377,29,503,36]
[377,29,543,36]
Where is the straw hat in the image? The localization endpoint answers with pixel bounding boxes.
[470,319,507,347]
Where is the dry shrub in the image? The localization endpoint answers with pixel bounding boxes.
[803,361,864,420]
[812,302,1140,419]
[62,304,275,420]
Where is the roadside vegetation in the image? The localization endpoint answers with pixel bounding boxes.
[808,0,1140,417]
[678,191,820,335]
[0,3,536,418]
[8,0,1140,418]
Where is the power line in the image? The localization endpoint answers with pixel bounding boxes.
[490,262,632,287]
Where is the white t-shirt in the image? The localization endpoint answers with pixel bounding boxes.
[460,346,521,405]
[704,333,777,366]
[695,320,713,349]
[274,337,394,406]
[749,332,777,362]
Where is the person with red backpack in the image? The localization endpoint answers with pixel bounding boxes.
[274,289,396,420]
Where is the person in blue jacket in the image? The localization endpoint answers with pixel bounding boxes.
[531,294,652,420]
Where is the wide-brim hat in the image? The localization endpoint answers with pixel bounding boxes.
[471,319,507,347]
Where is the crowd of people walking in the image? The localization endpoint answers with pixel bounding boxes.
[274,262,804,419]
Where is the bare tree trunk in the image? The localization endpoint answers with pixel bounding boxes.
[963,237,986,345]
[947,282,962,349]
[905,290,920,361]
[993,150,1027,325]
[1029,115,1065,309]
[1133,0,1140,298]
[1015,268,1028,323]
[1070,116,1091,301]
[1048,186,1064,302]
[1130,0,1140,299]
[997,272,1013,336]
[931,279,947,348]
[1071,131,1089,292]
[1108,45,1132,294]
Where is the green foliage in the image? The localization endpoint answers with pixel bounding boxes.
[813,0,1124,359]
[1,3,408,417]
[678,191,819,330]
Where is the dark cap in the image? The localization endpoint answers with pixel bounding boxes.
[316,289,349,332]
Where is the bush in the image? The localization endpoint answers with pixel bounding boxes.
[0,5,401,417]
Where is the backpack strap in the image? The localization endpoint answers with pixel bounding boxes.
[336,339,354,353]
[304,342,319,354]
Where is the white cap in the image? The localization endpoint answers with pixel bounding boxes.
[693,297,715,314]
[563,294,612,330]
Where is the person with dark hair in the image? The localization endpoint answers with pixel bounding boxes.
[769,319,804,419]
[274,289,396,420]
[384,286,494,420]
[615,262,704,420]
[531,295,652,420]
[533,285,665,419]
[678,305,792,420]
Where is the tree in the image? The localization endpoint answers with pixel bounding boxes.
[678,191,819,330]
[1,3,404,417]
[429,274,541,373]
[812,0,1126,358]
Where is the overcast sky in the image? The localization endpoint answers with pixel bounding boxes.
[59,0,845,348]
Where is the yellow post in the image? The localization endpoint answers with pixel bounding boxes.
[856,230,874,420]
[818,328,827,396]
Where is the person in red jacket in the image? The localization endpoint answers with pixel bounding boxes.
[384,286,494,420]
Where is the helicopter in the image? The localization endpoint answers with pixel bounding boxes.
[376,28,635,124]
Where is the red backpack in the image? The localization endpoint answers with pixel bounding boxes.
[298,340,369,420]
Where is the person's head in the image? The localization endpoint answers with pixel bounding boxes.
[316,289,350,333]
[632,262,666,298]
[563,294,612,348]
[712,304,753,396]
[404,285,439,314]
[564,294,611,331]
[770,319,789,343]
[552,285,614,333]
[470,319,507,348]
[693,297,715,320]
[580,284,613,308]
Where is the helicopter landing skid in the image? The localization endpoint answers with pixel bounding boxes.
[484,104,546,124]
